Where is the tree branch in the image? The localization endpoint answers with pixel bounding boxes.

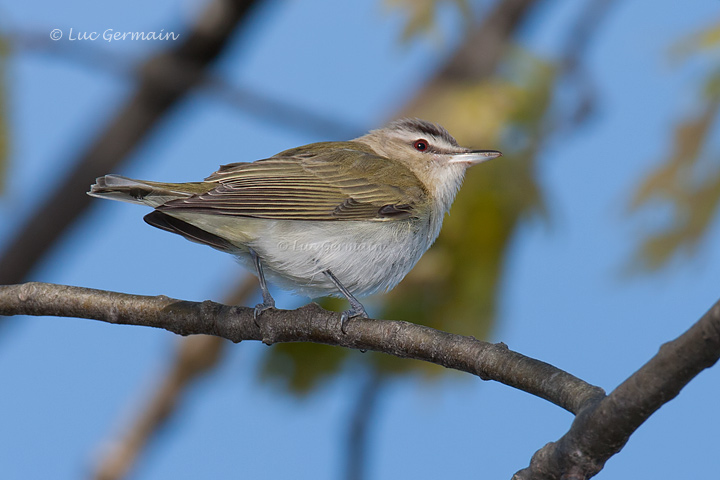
[513,298,720,480]
[0,281,604,414]
[4,282,719,479]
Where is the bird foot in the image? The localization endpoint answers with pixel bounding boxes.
[253,300,275,327]
[340,306,369,334]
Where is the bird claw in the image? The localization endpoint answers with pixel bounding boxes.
[340,307,368,334]
[253,300,275,327]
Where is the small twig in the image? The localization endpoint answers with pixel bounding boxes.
[0,281,604,414]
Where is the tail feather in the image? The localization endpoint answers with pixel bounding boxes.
[143,210,240,253]
[88,175,209,208]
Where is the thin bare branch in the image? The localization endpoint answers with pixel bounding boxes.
[0,281,604,414]
[513,298,720,480]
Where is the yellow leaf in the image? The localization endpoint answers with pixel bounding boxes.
[629,87,720,271]
[384,0,471,43]
[671,21,720,61]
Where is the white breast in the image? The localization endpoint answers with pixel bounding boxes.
[243,216,436,298]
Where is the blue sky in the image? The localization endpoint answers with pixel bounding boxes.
[1,0,719,479]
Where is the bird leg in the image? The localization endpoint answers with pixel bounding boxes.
[250,248,275,322]
[323,269,368,333]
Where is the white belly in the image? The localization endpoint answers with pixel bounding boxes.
[175,213,439,298]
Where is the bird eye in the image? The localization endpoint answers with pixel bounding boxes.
[413,139,429,152]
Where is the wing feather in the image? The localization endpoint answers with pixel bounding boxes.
[158,142,427,221]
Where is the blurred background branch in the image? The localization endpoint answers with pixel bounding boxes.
[91,274,257,480]
[93,333,226,480]
[0,34,8,192]
[0,0,260,286]
[7,29,366,139]
[345,368,385,480]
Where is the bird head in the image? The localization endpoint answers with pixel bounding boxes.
[355,118,502,212]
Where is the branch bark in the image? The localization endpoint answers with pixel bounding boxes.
[0,281,604,415]
[513,298,720,480]
[3,283,719,478]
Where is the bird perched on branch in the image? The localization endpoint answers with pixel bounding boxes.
[89,118,501,330]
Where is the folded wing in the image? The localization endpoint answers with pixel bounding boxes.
[158,142,427,221]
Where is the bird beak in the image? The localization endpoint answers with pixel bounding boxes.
[448,149,502,166]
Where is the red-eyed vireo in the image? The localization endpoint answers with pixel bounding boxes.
[89,118,501,330]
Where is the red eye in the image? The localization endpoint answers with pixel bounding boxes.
[413,139,429,151]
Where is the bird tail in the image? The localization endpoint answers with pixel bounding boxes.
[87,175,212,208]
